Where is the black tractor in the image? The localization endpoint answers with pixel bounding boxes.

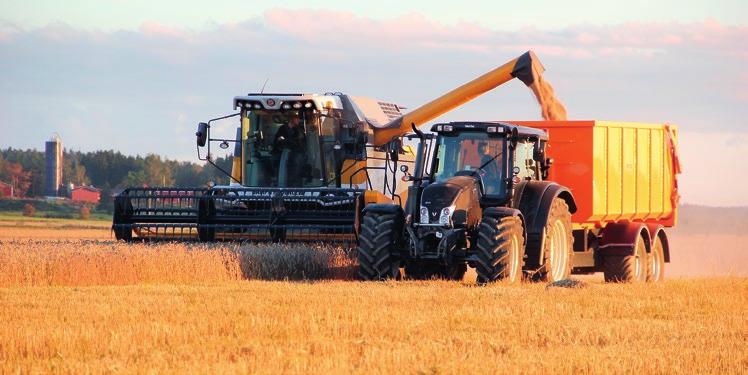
[357,122,577,283]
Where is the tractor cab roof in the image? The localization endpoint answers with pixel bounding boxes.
[430,121,548,141]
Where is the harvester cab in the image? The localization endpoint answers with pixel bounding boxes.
[358,122,577,283]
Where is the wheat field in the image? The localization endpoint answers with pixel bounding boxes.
[0,226,746,374]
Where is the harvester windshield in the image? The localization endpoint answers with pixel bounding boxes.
[245,110,336,188]
[433,132,506,196]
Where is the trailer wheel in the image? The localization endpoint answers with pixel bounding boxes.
[647,232,666,282]
[357,212,401,281]
[475,215,525,284]
[537,198,573,282]
[603,235,648,282]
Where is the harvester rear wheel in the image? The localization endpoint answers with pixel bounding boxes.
[536,198,573,282]
[357,212,402,281]
[603,235,648,282]
[475,215,525,284]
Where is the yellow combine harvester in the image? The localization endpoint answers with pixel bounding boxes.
[112,51,547,243]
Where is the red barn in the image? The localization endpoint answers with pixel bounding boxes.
[0,181,12,198]
[71,186,101,204]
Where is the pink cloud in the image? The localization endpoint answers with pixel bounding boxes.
[139,21,184,39]
[256,10,748,60]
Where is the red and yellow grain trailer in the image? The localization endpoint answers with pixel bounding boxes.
[513,120,681,281]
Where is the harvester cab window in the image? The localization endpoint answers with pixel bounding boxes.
[245,111,326,188]
[433,133,505,195]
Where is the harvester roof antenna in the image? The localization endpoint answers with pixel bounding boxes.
[260,78,269,94]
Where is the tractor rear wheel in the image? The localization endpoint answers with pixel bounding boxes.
[647,233,666,282]
[536,198,573,282]
[357,212,402,281]
[475,215,525,284]
[603,235,648,282]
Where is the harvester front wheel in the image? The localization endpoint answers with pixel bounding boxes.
[537,198,573,282]
[357,212,402,281]
[603,235,648,282]
[475,215,525,284]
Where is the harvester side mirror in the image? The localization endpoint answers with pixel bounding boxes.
[196,123,209,147]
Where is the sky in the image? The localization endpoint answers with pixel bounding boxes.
[0,1,747,206]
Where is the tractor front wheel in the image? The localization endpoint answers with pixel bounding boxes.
[475,214,525,284]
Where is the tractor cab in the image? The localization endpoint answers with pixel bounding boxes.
[406,122,549,228]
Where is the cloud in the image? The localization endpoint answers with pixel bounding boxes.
[0,9,746,205]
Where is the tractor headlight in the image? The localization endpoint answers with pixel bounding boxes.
[292,102,302,109]
[420,206,429,224]
[439,205,455,225]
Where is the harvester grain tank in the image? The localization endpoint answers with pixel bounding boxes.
[113,51,546,243]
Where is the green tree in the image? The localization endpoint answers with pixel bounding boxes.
[121,170,148,187]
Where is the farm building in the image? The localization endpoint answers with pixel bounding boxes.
[0,181,13,198]
[71,186,101,204]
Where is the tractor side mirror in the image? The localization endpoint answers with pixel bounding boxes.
[196,123,209,147]
[399,165,409,174]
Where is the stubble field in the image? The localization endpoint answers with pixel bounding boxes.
[0,215,746,374]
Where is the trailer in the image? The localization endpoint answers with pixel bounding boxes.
[514,120,680,281]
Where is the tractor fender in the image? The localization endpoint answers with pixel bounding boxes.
[513,181,577,268]
[598,222,651,257]
[645,223,671,263]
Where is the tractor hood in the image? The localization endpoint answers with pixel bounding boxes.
[420,176,481,225]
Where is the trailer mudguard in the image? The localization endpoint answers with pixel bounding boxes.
[513,181,577,269]
[598,222,651,257]
[645,223,671,263]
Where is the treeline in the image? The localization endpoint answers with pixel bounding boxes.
[0,148,233,207]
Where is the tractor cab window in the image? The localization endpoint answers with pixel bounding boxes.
[513,140,537,180]
[244,111,327,187]
[433,132,506,195]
